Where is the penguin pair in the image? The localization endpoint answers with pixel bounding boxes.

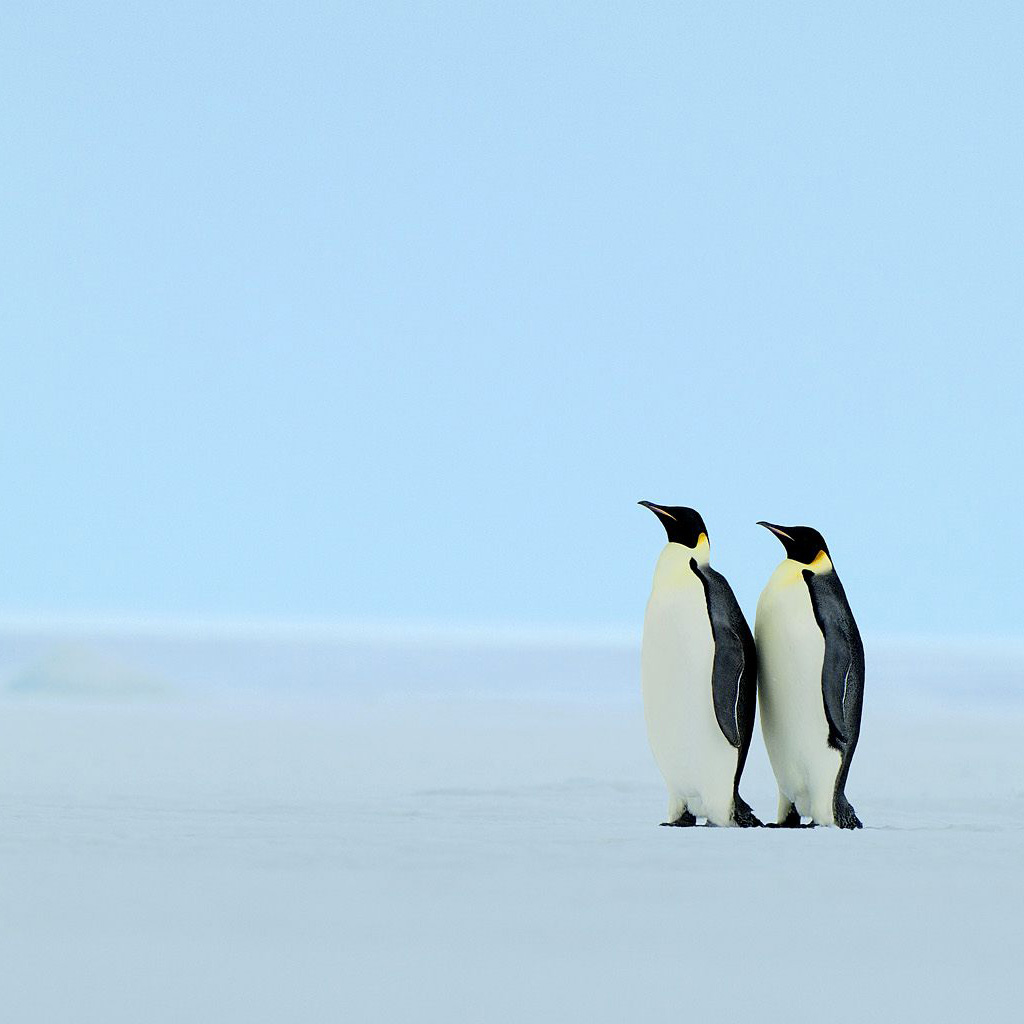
[639,503,864,829]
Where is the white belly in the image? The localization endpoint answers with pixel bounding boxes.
[755,562,841,824]
[641,561,737,825]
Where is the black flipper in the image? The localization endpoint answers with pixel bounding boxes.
[690,559,760,815]
[803,568,865,827]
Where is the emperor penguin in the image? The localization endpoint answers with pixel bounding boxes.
[639,502,761,827]
[755,522,864,829]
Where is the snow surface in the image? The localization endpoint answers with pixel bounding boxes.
[0,627,1021,1022]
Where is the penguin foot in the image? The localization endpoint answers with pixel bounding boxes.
[731,796,763,828]
[770,805,804,828]
[834,799,863,830]
[660,810,697,827]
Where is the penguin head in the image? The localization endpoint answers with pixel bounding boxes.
[639,502,709,556]
[757,522,832,570]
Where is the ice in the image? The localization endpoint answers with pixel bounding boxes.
[0,626,1020,1021]
[8,643,172,698]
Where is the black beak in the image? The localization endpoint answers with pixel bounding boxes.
[639,501,672,519]
[757,521,793,541]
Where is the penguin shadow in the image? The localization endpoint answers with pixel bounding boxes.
[658,816,865,830]
[658,820,817,829]
[658,803,766,827]
[659,815,768,829]
[660,820,747,828]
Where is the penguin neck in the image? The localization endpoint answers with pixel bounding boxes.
[768,551,834,586]
[689,534,712,568]
[807,550,834,575]
[652,538,711,587]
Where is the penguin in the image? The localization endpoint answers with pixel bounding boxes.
[639,502,761,827]
[755,522,864,829]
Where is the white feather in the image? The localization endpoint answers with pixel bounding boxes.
[641,543,738,826]
[755,558,841,825]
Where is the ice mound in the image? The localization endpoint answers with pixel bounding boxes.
[7,644,172,698]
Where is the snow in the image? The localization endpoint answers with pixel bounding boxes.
[0,627,1020,1022]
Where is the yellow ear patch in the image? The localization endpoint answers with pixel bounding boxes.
[691,531,711,566]
[808,550,833,573]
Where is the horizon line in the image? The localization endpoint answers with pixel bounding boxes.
[0,612,1020,653]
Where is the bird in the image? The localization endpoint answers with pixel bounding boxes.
[755,521,864,829]
[639,501,761,827]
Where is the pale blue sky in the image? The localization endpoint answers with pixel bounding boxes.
[1,3,1022,635]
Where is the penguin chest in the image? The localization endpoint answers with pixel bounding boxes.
[641,580,736,806]
[755,570,841,816]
